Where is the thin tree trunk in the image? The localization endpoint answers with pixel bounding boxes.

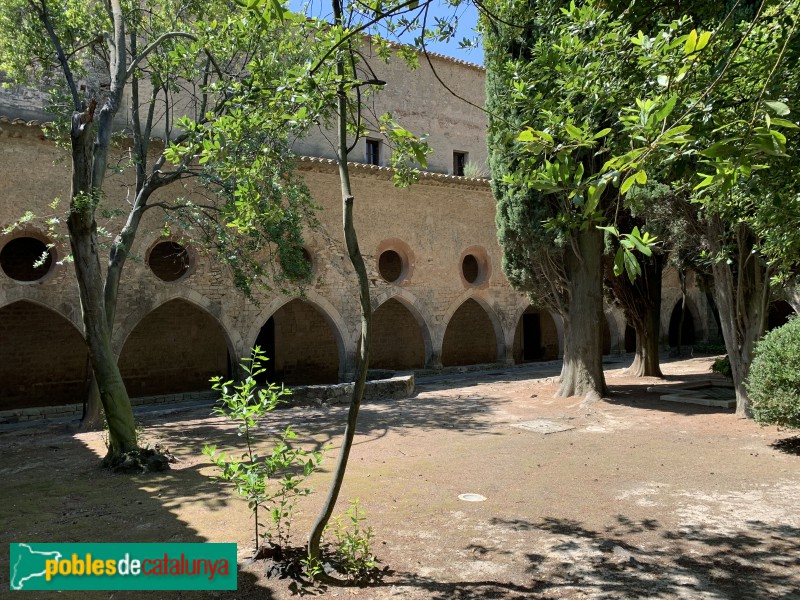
[677,268,687,355]
[307,1,371,575]
[557,226,608,399]
[69,104,137,456]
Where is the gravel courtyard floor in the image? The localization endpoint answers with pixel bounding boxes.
[2,355,799,599]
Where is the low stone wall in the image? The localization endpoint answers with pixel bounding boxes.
[285,374,415,406]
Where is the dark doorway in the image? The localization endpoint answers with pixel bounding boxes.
[768,300,795,331]
[254,317,276,382]
[522,312,543,360]
[625,325,637,353]
[668,302,696,347]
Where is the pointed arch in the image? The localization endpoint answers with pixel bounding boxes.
[117,298,233,397]
[512,305,562,362]
[371,288,434,368]
[441,296,504,367]
[113,287,241,359]
[0,287,83,333]
[247,292,348,384]
[668,299,698,347]
[0,300,89,410]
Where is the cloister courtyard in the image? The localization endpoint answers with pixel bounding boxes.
[2,354,799,599]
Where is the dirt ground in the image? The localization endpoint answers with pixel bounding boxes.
[2,355,800,599]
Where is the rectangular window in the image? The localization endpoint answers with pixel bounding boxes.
[453,151,468,176]
[366,139,381,166]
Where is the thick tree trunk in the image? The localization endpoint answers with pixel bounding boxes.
[557,226,608,399]
[307,8,370,575]
[605,248,664,378]
[709,218,769,417]
[69,104,137,456]
[629,303,662,377]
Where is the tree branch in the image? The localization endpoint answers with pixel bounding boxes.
[31,0,81,111]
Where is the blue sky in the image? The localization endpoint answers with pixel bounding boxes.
[288,0,483,64]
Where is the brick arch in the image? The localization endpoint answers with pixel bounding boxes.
[603,308,623,355]
[667,298,700,347]
[371,293,433,370]
[247,292,348,383]
[0,287,83,333]
[112,288,241,359]
[511,305,562,362]
[0,299,89,410]
[440,295,504,367]
[371,288,434,366]
[661,291,708,346]
[507,302,564,359]
[117,297,234,397]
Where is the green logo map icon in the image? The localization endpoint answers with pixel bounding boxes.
[9,543,237,591]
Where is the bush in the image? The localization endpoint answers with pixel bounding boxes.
[711,355,731,378]
[747,317,800,428]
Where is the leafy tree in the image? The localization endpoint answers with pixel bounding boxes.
[484,0,800,414]
[618,0,800,414]
[0,0,312,461]
[484,1,661,398]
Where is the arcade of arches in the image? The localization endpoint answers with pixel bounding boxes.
[4,291,795,413]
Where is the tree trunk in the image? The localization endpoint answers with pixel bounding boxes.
[704,290,723,342]
[628,303,662,377]
[605,247,664,378]
[676,268,687,355]
[80,377,105,430]
[69,104,137,457]
[557,226,608,399]
[709,218,769,417]
[307,3,371,575]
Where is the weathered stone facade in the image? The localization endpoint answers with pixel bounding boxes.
[0,50,721,413]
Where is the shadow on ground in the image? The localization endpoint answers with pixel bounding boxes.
[0,427,270,598]
[376,516,800,599]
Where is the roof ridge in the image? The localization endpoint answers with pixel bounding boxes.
[297,155,491,185]
[363,33,484,72]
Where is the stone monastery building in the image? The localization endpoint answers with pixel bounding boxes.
[0,45,723,419]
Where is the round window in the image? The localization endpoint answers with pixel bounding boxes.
[462,254,480,284]
[0,237,54,282]
[148,241,191,282]
[285,247,314,281]
[378,250,403,283]
[460,247,490,287]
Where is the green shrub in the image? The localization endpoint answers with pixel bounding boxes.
[203,348,326,552]
[693,342,728,355]
[747,317,800,428]
[711,356,732,378]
